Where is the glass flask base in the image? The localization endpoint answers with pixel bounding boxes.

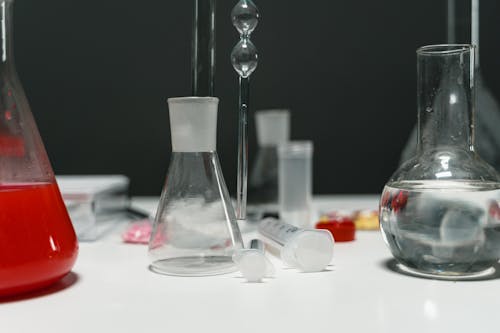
[150,256,238,276]
[394,260,496,281]
[380,180,500,281]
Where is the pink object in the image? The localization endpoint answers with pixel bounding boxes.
[122,220,152,244]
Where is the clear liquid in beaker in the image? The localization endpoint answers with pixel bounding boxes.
[380,180,500,278]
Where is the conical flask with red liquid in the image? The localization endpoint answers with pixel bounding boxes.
[0,0,78,296]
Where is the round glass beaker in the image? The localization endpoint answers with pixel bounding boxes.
[380,45,500,279]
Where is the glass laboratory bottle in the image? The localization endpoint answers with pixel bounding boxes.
[248,109,290,211]
[380,45,500,279]
[0,0,78,296]
[148,97,244,276]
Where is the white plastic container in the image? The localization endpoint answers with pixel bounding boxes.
[258,218,334,272]
[278,141,313,227]
[56,175,130,241]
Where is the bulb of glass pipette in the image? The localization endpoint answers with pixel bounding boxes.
[232,0,259,219]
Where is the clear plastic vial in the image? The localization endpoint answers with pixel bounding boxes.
[278,141,313,227]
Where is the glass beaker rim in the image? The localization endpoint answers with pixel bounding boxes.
[417,44,474,56]
[167,96,219,104]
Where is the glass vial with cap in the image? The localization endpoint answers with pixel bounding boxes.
[148,97,244,276]
[380,45,500,280]
[278,141,314,227]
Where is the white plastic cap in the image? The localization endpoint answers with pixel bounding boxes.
[233,249,275,282]
[168,97,218,152]
[281,229,334,272]
[255,109,290,147]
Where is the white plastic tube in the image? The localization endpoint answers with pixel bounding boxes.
[278,141,313,227]
[258,218,334,272]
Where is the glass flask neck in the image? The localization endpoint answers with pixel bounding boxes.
[416,45,475,154]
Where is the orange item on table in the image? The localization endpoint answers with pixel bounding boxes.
[318,210,380,231]
[353,210,379,230]
[316,215,356,242]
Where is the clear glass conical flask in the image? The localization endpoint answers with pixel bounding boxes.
[0,0,78,296]
[148,97,244,276]
[380,45,500,280]
[248,109,290,212]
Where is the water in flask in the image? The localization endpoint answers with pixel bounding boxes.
[380,180,500,276]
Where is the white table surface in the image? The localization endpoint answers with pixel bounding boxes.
[2,195,500,333]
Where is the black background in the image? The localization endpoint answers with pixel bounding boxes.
[13,0,500,195]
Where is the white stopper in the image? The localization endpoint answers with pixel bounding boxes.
[168,97,218,152]
[255,109,290,147]
[233,248,275,282]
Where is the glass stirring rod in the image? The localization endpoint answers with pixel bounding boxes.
[231,0,259,219]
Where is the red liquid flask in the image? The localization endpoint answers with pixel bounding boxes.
[0,0,78,297]
[0,183,78,295]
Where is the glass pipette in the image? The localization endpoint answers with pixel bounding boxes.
[231,0,259,220]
